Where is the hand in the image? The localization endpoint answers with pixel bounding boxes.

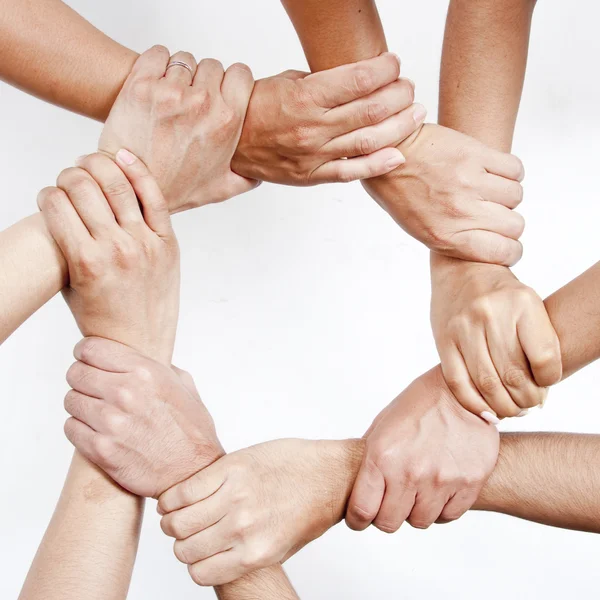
[346,365,499,532]
[99,46,258,213]
[362,123,526,265]
[157,439,361,586]
[38,151,179,364]
[431,255,562,420]
[63,337,224,498]
[232,53,424,185]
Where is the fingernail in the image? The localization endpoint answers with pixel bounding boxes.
[385,152,405,170]
[412,103,427,125]
[75,155,88,166]
[116,148,136,166]
[516,409,529,417]
[480,411,500,425]
[391,53,401,65]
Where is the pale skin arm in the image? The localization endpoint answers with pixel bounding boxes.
[19,453,143,600]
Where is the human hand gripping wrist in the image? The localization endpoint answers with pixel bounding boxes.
[98,46,259,214]
[156,438,364,586]
[430,254,562,422]
[346,365,499,533]
[38,150,179,365]
[362,123,527,265]
[62,337,224,499]
[232,52,426,185]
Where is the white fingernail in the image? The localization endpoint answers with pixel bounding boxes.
[480,411,500,425]
[516,409,529,417]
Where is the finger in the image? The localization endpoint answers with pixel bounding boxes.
[478,173,524,209]
[518,305,562,387]
[66,361,122,399]
[278,69,308,81]
[173,518,234,564]
[345,460,385,531]
[73,337,145,372]
[407,488,447,530]
[164,51,197,86]
[130,45,171,80]
[64,416,100,459]
[466,199,525,241]
[487,321,546,410]
[64,389,107,432]
[193,58,225,92]
[161,490,226,539]
[76,153,143,231]
[446,229,523,267]
[188,549,245,587]
[326,78,416,136]
[458,331,522,418]
[159,463,226,514]
[37,187,91,258]
[437,488,480,524]
[56,167,117,238]
[306,52,401,108]
[372,481,416,534]
[221,63,254,118]
[439,344,498,423]
[484,148,525,182]
[322,104,426,159]
[310,147,405,184]
[114,149,172,237]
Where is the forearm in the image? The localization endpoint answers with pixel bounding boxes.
[215,567,298,600]
[281,0,386,71]
[0,0,137,121]
[0,214,67,343]
[474,433,600,532]
[331,435,600,533]
[19,452,143,600]
[439,0,536,151]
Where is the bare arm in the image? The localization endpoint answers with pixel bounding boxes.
[0,214,66,343]
[280,0,387,70]
[439,0,537,152]
[19,453,143,600]
[0,0,136,121]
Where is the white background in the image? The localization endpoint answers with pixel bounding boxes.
[1,0,599,598]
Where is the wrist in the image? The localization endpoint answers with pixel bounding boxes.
[316,439,364,525]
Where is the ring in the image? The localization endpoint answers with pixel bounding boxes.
[166,61,194,76]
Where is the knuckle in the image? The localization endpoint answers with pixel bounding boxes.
[57,167,93,194]
[156,85,185,112]
[375,520,401,534]
[104,179,133,199]
[351,66,375,95]
[365,101,388,124]
[471,296,494,320]
[128,77,155,104]
[503,367,528,389]
[188,563,210,587]
[37,186,66,211]
[357,134,378,156]
[76,338,98,363]
[133,365,154,385]
[113,385,134,410]
[348,503,378,525]
[94,436,116,464]
[233,510,255,537]
[408,517,432,530]
[66,362,90,387]
[104,410,127,434]
[240,542,272,571]
[478,373,501,395]
[173,540,192,564]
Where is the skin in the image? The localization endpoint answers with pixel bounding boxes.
[281,0,527,266]
[16,49,299,599]
[0,0,414,186]
[63,331,600,585]
[20,152,173,600]
[0,0,525,262]
[432,0,555,421]
[279,0,504,533]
